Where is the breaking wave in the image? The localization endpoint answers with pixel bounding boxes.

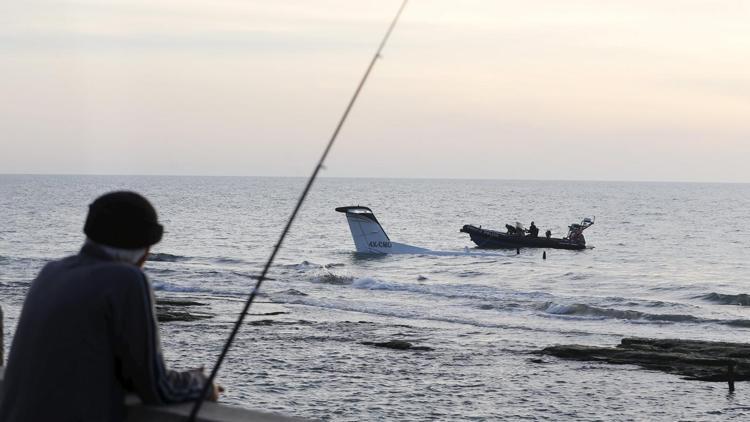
[349,277,552,303]
[542,302,702,323]
[286,260,345,271]
[312,272,355,285]
[151,280,248,297]
[149,253,189,262]
[541,302,750,328]
[279,289,308,296]
[699,292,750,306]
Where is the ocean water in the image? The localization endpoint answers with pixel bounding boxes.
[1,175,750,421]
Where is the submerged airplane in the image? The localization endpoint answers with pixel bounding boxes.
[335,206,502,256]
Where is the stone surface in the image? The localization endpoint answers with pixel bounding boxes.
[0,369,305,421]
[361,340,434,351]
[540,337,750,381]
[155,298,213,323]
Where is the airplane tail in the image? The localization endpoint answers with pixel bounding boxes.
[335,205,503,256]
[335,206,392,253]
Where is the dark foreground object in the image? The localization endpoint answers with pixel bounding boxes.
[155,298,213,322]
[540,338,750,384]
[1,367,303,422]
[361,340,433,351]
[460,225,587,250]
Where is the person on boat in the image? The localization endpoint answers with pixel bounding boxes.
[529,221,539,237]
[515,221,524,236]
[0,191,221,422]
[505,224,516,234]
[545,229,552,239]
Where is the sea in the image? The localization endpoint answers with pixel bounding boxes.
[1,175,749,421]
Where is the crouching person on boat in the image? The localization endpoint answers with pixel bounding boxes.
[528,222,539,238]
[0,191,221,422]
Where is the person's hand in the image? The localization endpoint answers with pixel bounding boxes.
[209,384,225,402]
[192,366,224,402]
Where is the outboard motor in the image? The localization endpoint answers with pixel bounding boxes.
[566,217,595,244]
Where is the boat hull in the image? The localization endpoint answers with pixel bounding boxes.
[460,225,587,250]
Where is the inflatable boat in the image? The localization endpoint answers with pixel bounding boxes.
[460,217,594,250]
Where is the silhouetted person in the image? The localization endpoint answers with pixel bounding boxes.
[0,191,221,422]
[505,224,516,234]
[529,221,539,237]
[545,230,552,239]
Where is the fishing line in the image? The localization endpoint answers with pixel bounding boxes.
[188,1,408,419]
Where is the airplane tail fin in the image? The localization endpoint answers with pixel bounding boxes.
[335,206,391,253]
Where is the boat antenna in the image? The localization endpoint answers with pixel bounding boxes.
[188,1,409,419]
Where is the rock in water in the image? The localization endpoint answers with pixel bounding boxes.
[362,340,433,351]
[155,297,213,323]
[540,337,750,382]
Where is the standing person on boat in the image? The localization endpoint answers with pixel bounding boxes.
[0,191,221,422]
[529,221,539,237]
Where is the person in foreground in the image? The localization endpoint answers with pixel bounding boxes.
[0,191,220,422]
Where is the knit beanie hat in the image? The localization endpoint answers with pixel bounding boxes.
[84,191,164,248]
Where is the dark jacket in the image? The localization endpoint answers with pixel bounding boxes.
[0,243,207,422]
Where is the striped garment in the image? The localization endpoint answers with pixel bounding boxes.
[0,243,207,422]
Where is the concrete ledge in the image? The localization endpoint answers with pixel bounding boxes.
[1,367,306,421]
[125,399,304,422]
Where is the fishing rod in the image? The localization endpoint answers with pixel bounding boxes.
[188,1,409,419]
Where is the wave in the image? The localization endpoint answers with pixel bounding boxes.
[541,302,750,328]
[279,296,593,336]
[562,272,591,280]
[699,292,750,306]
[349,276,555,305]
[477,302,521,311]
[279,289,308,296]
[285,260,344,271]
[210,257,250,265]
[312,272,355,285]
[148,253,189,262]
[542,302,702,324]
[152,281,210,293]
[725,319,750,328]
[457,270,484,278]
[599,296,676,308]
[150,280,250,297]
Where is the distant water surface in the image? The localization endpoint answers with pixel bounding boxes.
[1,175,750,421]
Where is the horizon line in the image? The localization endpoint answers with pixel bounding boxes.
[1,172,748,185]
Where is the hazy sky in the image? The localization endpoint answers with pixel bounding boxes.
[1,0,748,182]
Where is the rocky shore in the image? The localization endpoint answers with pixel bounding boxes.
[540,337,750,383]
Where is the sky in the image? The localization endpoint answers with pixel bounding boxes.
[1,0,748,182]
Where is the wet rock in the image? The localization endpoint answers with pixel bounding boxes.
[156,310,213,322]
[702,293,750,306]
[362,340,433,351]
[540,337,750,382]
[249,319,276,326]
[155,298,213,323]
[156,298,207,307]
[247,319,311,326]
[282,289,308,296]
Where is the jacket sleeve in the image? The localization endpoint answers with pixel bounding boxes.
[110,266,209,404]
